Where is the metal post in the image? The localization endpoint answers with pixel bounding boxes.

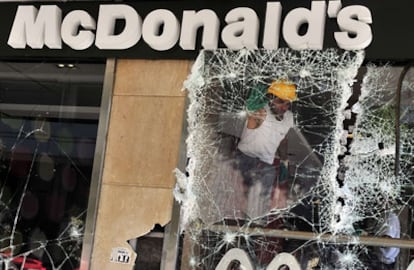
[210,224,414,249]
[80,59,116,270]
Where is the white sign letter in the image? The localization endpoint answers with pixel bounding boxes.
[221,7,259,50]
[95,4,141,50]
[8,5,62,49]
[334,5,372,50]
[263,2,282,49]
[180,9,220,50]
[215,248,254,270]
[266,253,301,270]
[61,10,96,50]
[142,9,180,51]
[282,1,326,50]
[407,259,414,270]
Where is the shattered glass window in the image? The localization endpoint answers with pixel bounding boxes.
[0,61,105,269]
[175,49,414,269]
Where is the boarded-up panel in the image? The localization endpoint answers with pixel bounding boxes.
[113,59,189,97]
[103,95,186,187]
[90,59,190,270]
[91,185,174,270]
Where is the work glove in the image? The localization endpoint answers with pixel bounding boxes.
[246,84,268,112]
[279,160,288,183]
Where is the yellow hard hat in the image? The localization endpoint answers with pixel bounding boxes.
[267,80,297,101]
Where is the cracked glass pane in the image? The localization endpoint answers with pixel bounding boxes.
[176,49,414,269]
[0,61,104,269]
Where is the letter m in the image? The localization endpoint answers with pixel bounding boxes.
[8,5,62,49]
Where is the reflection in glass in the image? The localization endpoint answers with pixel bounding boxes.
[0,61,104,269]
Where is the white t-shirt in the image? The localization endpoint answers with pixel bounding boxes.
[237,106,294,165]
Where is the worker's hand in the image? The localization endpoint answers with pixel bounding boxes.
[247,108,266,129]
[249,108,266,120]
[279,160,289,182]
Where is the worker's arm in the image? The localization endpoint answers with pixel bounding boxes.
[246,108,267,129]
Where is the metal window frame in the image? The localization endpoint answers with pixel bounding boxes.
[160,93,189,270]
[79,58,115,270]
[169,63,414,270]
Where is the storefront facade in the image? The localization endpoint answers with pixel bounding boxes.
[1,1,414,270]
